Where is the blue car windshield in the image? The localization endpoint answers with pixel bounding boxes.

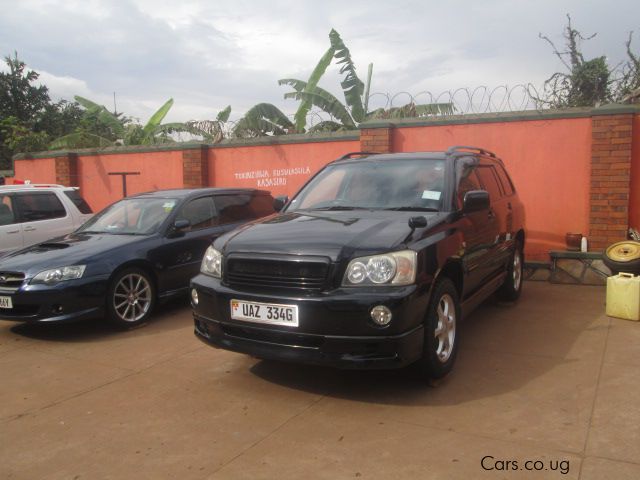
[77,198,178,235]
[288,159,446,212]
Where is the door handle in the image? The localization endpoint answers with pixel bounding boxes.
[23,226,36,232]
[7,229,20,234]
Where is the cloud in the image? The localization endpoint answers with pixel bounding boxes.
[0,0,638,123]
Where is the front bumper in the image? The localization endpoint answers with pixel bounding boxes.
[190,274,430,369]
[0,276,109,323]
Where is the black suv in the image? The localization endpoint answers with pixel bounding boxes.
[191,147,525,379]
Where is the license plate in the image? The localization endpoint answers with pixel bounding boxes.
[230,299,298,327]
[0,296,13,309]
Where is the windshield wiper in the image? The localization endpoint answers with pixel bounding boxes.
[308,205,367,211]
[385,206,439,212]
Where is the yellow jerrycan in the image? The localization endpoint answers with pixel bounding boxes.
[606,272,640,321]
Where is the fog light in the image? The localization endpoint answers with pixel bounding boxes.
[370,305,392,326]
[191,288,199,306]
[52,304,63,314]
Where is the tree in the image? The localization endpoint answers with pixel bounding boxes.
[536,15,639,108]
[0,53,83,168]
[617,32,640,103]
[0,52,50,123]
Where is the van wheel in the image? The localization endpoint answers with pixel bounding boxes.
[106,268,155,328]
[497,242,523,301]
[418,278,460,380]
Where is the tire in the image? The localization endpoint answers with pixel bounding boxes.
[603,241,640,275]
[417,278,460,381]
[106,268,156,328]
[497,242,524,301]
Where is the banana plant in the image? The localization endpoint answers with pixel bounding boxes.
[50,97,214,148]
[277,29,454,132]
[186,106,232,143]
[232,103,294,138]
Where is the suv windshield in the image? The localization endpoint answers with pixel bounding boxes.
[77,197,177,235]
[288,159,446,212]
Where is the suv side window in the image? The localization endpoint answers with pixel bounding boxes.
[214,194,253,225]
[14,192,66,222]
[248,194,275,218]
[177,196,217,231]
[476,166,503,201]
[0,194,17,225]
[456,165,482,209]
[494,164,515,196]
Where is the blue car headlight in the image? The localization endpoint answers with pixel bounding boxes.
[31,265,86,285]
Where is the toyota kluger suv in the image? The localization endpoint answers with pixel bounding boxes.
[191,147,525,380]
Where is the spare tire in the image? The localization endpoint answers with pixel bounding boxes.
[603,241,640,275]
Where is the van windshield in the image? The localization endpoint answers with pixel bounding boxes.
[288,159,445,212]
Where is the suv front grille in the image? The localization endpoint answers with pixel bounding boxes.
[225,256,330,293]
[0,272,25,293]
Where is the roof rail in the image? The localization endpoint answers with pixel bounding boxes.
[336,151,380,161]
[0,183,68,189]
[446,146,497,158]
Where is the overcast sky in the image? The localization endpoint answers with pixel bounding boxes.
[1,0,638,124]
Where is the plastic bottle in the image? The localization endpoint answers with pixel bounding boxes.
[580,236,588,252]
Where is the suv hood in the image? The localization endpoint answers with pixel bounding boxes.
[217,210,440,261]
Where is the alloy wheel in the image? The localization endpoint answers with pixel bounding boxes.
[434,293,456,363]
[513,250,522,291]
[112,273,152,323]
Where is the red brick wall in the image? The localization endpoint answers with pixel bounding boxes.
[589,114,634,250]
[182,146,208,188]
[628,114,640,231]
[360,127,392,153]
[54,154,78,187]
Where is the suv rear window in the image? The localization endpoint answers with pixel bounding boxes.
[494,164,515,196]
[64,190,93,214]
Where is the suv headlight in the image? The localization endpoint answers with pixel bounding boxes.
[32,265,86,285]
[342,250,417,286]
[201,246,223,278]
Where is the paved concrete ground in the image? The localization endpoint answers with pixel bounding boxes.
[0,282,639,480]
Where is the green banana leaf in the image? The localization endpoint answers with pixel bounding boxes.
[283,82,355,128]
[233,103,293,137]
[279,44,335,132]
[329,29,365,122]
[142,98,174,137]
[50,131,115,150]
[216,106,231,123]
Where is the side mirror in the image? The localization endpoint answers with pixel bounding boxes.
[273,195,289,212]
[408,216,428,229]
[462,190,490,213]
[167,219,190,238]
